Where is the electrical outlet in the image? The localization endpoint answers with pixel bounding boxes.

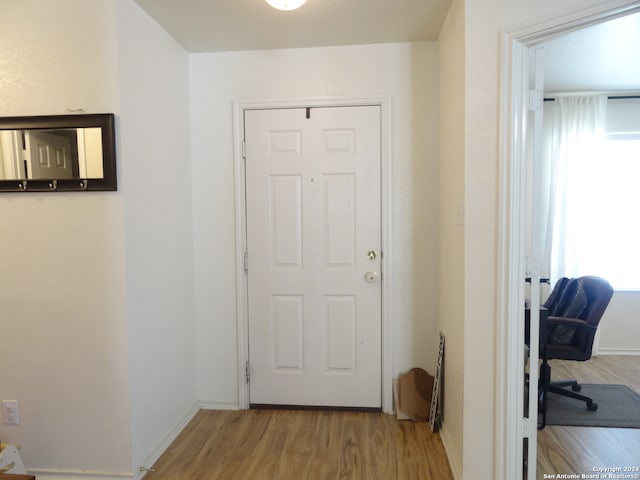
[2,400,19,425]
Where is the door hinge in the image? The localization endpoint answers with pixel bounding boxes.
[528,89,544,111]
[242,139,246,159]
[245,361,251,383]
[243,252,249,272]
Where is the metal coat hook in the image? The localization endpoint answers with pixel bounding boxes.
[48,180,58,191]
[18,180,27,191]
[79,179,88,190]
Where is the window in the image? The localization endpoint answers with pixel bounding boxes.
[573,134,640,290]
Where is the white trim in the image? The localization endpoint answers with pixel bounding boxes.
[27,404,199,480]
[438,427,462,480]
[496,33,530,480]
[595,348,640,356]
[233,100,250,410]
[197,401,241,410]
[26,471,133,480]
[133,402,199,479]
[497,2,640,479]
[503,0,640,45]
[233,95,394,413]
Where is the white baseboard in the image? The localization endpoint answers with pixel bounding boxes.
[594,347,640,356]
[438,424,462,480]
[26,469,134,480]
[27,401,238,480]
[133,401,240,478]
[133,402,200,479]
[27,402,200,480]
[197,400,240,411]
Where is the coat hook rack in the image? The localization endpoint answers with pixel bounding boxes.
[0,113,117,192]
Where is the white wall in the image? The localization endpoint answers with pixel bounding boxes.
[0,0,197,476]
[599,291,640,353]
[437,1,466,477]
[0,0,132,473]
[116,0,196,469]
[189,42,440,407]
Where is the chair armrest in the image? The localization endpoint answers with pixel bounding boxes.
[546,316,588,328]
[546,316,597,351]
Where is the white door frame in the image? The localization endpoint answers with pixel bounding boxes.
[496,2,640,478]
[233,95,393,412]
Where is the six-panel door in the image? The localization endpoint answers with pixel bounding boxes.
[245,105,382,408]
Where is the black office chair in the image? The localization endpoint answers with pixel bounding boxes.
[539,276,613,427]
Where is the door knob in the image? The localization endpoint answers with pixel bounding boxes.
[364,271,378,283]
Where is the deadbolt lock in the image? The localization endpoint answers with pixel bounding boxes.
[367,250,377,261]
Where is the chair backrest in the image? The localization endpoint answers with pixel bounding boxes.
[544,276,614,351]
[544,276,613,327]
[578,276,614,327]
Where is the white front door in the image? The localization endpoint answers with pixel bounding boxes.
[245,105,382,408]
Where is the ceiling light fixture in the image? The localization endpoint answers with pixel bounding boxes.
[264,0,307,11]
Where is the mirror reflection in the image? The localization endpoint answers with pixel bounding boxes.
[0,127,104,180]
[0,113,116,192]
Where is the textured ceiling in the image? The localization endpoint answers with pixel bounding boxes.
[133,0,452,52]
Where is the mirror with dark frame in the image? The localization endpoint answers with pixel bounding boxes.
[0,113,117,192]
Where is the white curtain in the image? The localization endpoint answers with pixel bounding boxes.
[542,94,608,284]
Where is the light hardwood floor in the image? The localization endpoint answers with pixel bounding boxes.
[143,409,453,480]
[537,355,640,479]
[142,356,639,479]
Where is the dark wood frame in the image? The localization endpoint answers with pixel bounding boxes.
[0,113,117,192]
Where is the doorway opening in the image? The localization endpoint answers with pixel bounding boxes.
[498,2,640,479]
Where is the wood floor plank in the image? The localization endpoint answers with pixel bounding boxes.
[306,410,342,480]
[365,412,393,479]
[337,414,366,478]
[144,409,453,480]
[537,355,640,479]
[278,410,317,478]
